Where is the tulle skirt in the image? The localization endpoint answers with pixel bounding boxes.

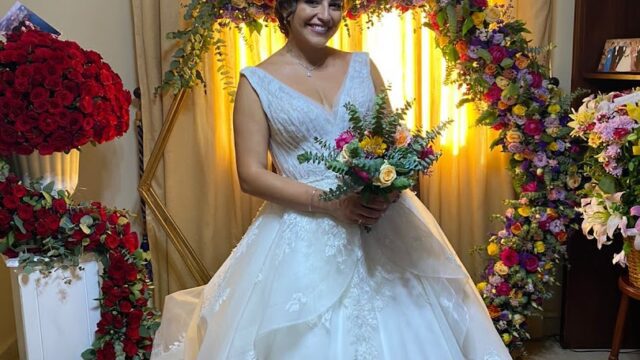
[151,191,512,360]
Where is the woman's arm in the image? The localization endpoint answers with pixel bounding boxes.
[233,76,385,225]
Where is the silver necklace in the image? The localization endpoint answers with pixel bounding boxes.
[286,46,322,78]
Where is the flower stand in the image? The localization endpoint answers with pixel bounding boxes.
[4,257,101,359]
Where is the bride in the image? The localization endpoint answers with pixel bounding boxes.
[151,0,512,358]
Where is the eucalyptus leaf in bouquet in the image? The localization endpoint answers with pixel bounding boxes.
[298,89,451,202]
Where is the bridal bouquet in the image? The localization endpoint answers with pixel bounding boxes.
[569,89,640,266]
[298,91,451,201]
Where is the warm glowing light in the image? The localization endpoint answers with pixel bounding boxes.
[231,15,471,155]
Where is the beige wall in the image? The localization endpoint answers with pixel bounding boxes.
[0,1,138,358]
[551,0,575,94]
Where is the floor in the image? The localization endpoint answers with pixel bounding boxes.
[527,337,640,359]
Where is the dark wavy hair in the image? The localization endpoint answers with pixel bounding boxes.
[275,0,298,37]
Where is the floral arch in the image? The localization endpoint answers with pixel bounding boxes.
[147,0,584,355]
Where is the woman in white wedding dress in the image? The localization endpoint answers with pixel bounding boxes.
[151,0,512,358]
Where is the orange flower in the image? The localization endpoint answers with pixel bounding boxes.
[556,231,567,242]
[455,40,468,57]
[488,305,501,319]
[497,101,509,110]
[485,64,498,75]
[510,222,522,234]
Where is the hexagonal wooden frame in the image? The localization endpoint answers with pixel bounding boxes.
[138,89,211,285]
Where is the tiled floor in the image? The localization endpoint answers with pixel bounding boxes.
[527,338,640,359]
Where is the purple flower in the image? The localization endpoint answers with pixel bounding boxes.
[533,152,548,167]
[520,253,540,273]
[492,33,505,45]
[549,220,564,233]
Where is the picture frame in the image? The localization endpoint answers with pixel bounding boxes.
[597,38,640,73]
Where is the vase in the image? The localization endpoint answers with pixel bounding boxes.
[626,237,640,288]
[10,150,80,195]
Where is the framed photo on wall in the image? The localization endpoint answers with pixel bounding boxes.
[598,38,640,73]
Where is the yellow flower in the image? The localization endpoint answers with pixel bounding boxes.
[548,142,559,151]
[471,12,486,27]
[548,104,561,114]
[627,102,640,122]
[514,153,524,161]
[501,333,512,345]
[477,282,488,292]
[534,241,545,254]
[634,145,640,156]
[487,242,500,256]
[437,35,449,47]
[513,314,525,326]
[359,136,387,156]
[512,104,527,117]
[484,6,501,23]
[518,206,531,217]
[588,132,602,147]
[373,161,397,188]
[505,130,523,143]
[496,76,511,89]
[494,261,509,276]
[544,262,553,270]
[231,0,247,7]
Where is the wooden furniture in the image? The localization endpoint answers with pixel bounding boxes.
[609,275,640,360]
[561,0,640,349]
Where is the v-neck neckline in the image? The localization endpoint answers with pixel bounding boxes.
[251,53,356,117]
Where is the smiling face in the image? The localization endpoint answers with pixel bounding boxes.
[287,0,343,47]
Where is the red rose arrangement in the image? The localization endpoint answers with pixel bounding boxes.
[0,171,159,359]
[0,28,131,155]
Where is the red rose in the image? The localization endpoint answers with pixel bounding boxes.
[0,209,11,226]
[613,127,630,140]
[96,342,115,360]
[500,248,520,267]
[523,119,543,136]
[94,222,106,235]
[496,282,512,296]
[122,232,139,253]
[126,325,141,340]
[521,181,538,193]
[52,198,67,214]
[45,214,60,231]
[17,204,33,221]
[119,300,133,313]
[108,213,119,225]
[123,339,138,357]
[12,184,27,198]
[483,84,502,104]
[29,87,49,103]
[2,196,18,209]
[105,233,120,249]
[488,45,508,64]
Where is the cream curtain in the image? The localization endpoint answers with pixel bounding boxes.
[132,1,552,311]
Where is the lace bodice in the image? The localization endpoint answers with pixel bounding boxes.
[241,52,375,187]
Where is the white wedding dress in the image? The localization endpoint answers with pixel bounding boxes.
[151,52,512,360]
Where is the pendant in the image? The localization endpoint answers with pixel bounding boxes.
[306,71,312,78]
